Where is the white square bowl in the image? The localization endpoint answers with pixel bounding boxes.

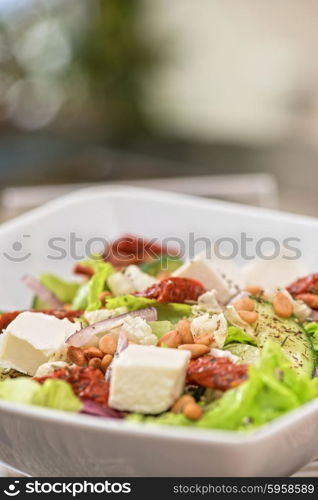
[0,185,318,477]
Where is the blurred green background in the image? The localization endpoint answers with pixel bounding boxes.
[1,0,318,216]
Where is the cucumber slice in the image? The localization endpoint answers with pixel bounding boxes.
[252,297,315,376]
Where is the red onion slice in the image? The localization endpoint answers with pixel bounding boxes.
[105,330,129,382]
[80,399,124,419]
[22,274,64,309]
[66,307,157,347]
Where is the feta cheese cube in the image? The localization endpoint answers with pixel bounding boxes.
[173,255,234,304]
[109,345,190,414]
[0,312,80,376]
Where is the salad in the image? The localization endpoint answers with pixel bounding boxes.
[1,234,318,431]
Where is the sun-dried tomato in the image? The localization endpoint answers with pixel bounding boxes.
[141,276,206,304]
[35,366,109,408]
[287,274,318,296]
[73,263,95,278]
[295,293,318,309]
[103,234,178,268]
[187,355,248,391]
[0,309,82,331]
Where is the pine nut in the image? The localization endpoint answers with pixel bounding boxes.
[233,297,255,312]
[194,333,213,346]
[83,347,104,359]
[88,357,102,369]
[176,319,194,344]
[245,286,263,296]
[100,354,113,372]
[99,335,117,355]
[178,343,210,359]
[98,291,111,303]
[183,402,203,421]
[158,330,182,348]
[237,310,259,324]
[67,346,86,366]
[171,395,195,414]
[273,292,294,318]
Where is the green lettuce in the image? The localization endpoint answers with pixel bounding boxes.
[86,262,114,311]
[127,341,318,431]
[0,377,81,412]
[156,303,192,323]
[140,256,183,276]
[71,259,114,311]
[72,282,90,310]
[32,379,82,412]
[33,273,80,309]
[304,323,318,352]
[149,321,173,339]
[0,378,40,405]
[224,326,257,347]
[106,295,192,323]
[106,295,155,311]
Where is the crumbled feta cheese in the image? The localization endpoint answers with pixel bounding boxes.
[192,289,223,315]
[84,307,128,325]
[107,272,135,296]
[124,265,157,292]
[109,345,190,414]
[0,312,80,376]
[121,316,157,345]
[191,312,227,348]
[34,361,68,378]
[108,265,156,296]
[224,305,255,337]
[210,348,239,364]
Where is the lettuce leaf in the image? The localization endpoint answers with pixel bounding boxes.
[72,282,90,310]
[149,321,173,339]
[32,379,82,412]
[196,341,318,431]
[86,262,114,311]
[224,326,257,347]
[0,377,81,412]
[304,323,318,352]
[128,341,318,431]
[0,378,40,405]
[71,260,114,312]
[106,295,155,311]
[33,273,80,309]
[156,303,192,323]
[106,295,192,323]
